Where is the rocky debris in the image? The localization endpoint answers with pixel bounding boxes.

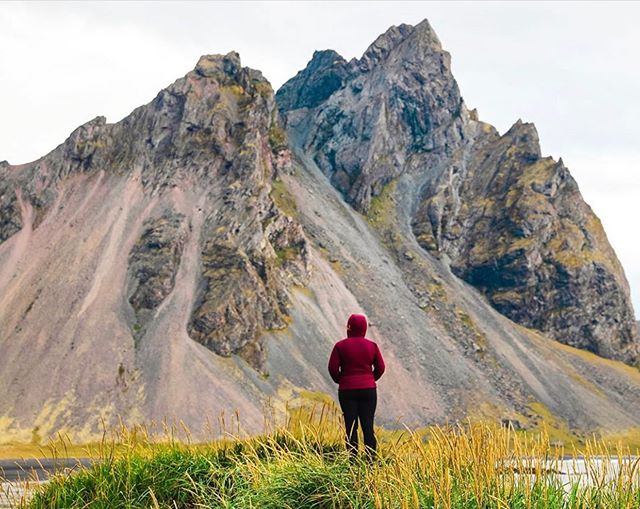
[278,20,639,365]
[412,120,639,364]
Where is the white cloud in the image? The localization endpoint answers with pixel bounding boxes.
[0,1,638,316]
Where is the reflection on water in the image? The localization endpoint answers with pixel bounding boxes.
[502,456,640,493]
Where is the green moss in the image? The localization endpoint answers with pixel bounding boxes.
[366,179,412,263]
[367,179,397,229]
[221,83,245,98]
[546,220,616,273]
[508,237,537,251]
[427,279,447,302]
[268,124,287,150]
[274,246,301,267]
[270,179,299,219]
[519,157,556,186]
[253,81,272,99]
[457,310,473,327]
[524,401,586,449]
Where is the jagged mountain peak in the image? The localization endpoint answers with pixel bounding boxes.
[275,49,349,112]
[276,18,453,117]
[278,18,465,213]
[356,22,415,72]
[193,51,271,90]
[278,22,638,366]
[356,19,443,73]
[501,119,542,160]
[310,49,347,67]
[1,21,640,445]
[506,118,539,137]
[195,51,242,78]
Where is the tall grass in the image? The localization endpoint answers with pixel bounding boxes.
[22,402,640,508]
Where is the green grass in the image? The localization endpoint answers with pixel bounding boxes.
[21,404,640,508]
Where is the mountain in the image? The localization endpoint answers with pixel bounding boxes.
[276,20,638,365]
[1,20,640,443]
[0,53,309,440]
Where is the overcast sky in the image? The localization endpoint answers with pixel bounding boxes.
[1,1,639,316]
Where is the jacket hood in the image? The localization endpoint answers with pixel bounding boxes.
[347,313,367,338]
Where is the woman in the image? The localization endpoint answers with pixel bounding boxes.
[328,313,385,461]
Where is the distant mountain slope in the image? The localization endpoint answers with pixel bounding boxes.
[0,21,639,443]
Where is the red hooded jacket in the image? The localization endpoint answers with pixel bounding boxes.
[328,314,385,390]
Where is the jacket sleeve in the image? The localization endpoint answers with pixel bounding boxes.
[373,343,386,381]
[328,344,341,383]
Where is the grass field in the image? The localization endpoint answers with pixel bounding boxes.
[11,399,639,509]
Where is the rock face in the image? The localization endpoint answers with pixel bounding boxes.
[413,120,638,363]
[2,21,640,443]
[127,211,188,337]
[277,21,466,213]
[278,20,638,365]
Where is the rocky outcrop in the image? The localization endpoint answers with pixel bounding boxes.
[277,20,467,213]
[276,50,349,112]
[127,210,188,336]
[187,212,308,370]
[0,194,22,243]
[277,21,639,365]
[412,120,638,364]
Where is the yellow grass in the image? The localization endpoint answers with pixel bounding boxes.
[19,399,640,509]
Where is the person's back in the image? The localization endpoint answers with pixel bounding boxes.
[330,336,383,389]
[328,313,385,461]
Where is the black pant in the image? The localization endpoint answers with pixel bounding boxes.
[338,387,377,460]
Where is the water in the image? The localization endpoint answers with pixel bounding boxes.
[504,456,640,493]
[0,480,46,508]
[0,458,93,508]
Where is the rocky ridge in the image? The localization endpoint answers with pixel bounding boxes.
[0,52,312,441]
[278,19,638,365]
[412,120,638,362]
[0,52,310,371]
